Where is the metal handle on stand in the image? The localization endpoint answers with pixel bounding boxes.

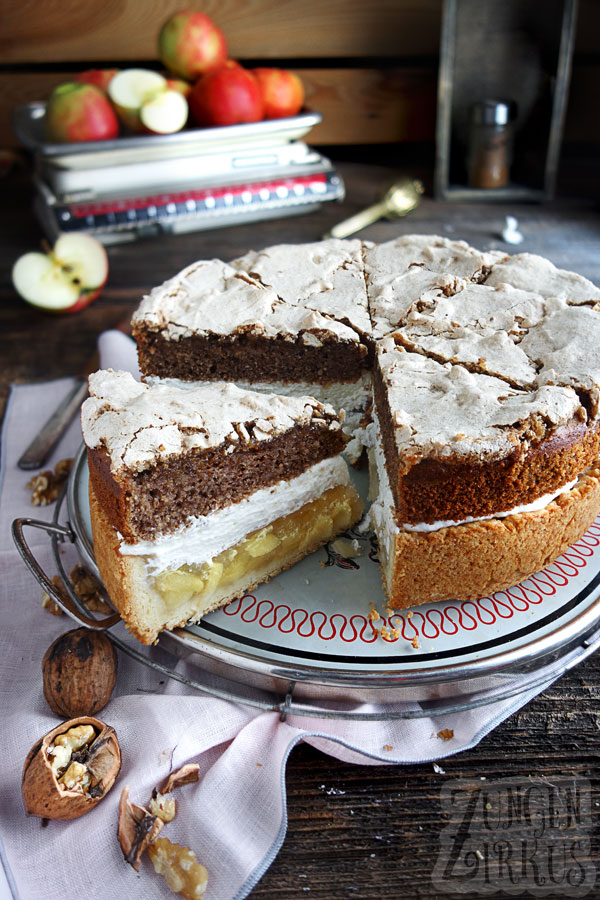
[12,517,120,629]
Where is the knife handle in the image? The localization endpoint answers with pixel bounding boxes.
[18,378,89,471]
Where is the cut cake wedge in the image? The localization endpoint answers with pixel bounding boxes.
[82,370,363,644]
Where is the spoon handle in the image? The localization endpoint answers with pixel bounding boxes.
[325,200,389,239]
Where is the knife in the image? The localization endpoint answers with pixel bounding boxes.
[18,377,91,470]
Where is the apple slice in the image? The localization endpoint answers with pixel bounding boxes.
[12,234,108,313]
[108,69,179,133]
[140,88,188,134]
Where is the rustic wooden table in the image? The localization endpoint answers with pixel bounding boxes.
[2,158,599,898]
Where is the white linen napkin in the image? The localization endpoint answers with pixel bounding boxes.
[0,332,563,900]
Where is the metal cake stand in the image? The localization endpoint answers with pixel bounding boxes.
[12,443,600,721]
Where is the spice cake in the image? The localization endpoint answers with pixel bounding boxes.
[82,370,363,644]
[131,239,373,461]
[128,234,600,612]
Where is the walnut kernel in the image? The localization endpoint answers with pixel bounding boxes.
[27,458,73,506]
[42,576,66,616]
[149,792,176,822]
[148,837,208,900]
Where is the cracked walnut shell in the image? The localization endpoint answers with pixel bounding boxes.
[22,716,121,820]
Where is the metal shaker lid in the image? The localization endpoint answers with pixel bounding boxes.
[470,99,517,126]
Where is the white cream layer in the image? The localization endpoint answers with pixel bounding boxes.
[367,414,579,539]
[119,455,350,576]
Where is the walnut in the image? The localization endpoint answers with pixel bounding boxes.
[41,576,66,616]
[118,786,164,871]
[70,564,111,614]
[148,837,208,900]
[149,762,200,823]
[27,458,73,506]
[148,792,176,823]
[42,627,118,718]
[22,717,121,820]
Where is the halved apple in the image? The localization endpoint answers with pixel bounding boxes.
[12,233,108,313]
[140,89,188,134]
[108,69,188,134]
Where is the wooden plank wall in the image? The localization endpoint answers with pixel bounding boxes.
[1,0,599,149]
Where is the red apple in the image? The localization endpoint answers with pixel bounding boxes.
[158,11,227,81]
[12,234,108,314]
[189,62,263,127]
[45,83,120,143]
[252,68,305,119]
[75,69,119,94]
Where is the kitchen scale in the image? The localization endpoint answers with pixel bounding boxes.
[14,103,344,244]
[12,443,600,721]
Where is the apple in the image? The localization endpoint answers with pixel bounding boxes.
[165,77,192,99]
[75,69,119,94]
[12,234,108,313]
[45,83,120,143]
[108,68,188,134]
[189,62,263,127]
[140,89,189,134]
[158,11,227,81]
[252,68,305,119]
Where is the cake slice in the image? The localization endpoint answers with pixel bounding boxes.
[369,337,600,607]
[131,239,373,461]
[81,370,364,644]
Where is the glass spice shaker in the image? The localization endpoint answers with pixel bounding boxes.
[467,99,517,189]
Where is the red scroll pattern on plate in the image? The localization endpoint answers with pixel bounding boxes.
[222,523,600,645]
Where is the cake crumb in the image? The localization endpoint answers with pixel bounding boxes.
[256,763,263,767]
[368,602,380,622]
[411,635,420,650]
[383,745,393,752]
[406,611,413,619]
[437,729,454,742]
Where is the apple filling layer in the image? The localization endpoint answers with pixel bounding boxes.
[150,483,363,617]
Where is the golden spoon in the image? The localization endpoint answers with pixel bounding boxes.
[323,177,424,240]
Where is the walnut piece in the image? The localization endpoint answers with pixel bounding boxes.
[42,576,66,616]
[70,564,111,614]
[148,837,208,900]
[118,786,164,871]
[27,458,73,506]
[149,792,176,822]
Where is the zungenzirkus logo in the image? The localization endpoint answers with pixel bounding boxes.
[432,777,596,895]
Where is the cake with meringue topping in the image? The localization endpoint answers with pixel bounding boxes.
[117,234,600,623]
